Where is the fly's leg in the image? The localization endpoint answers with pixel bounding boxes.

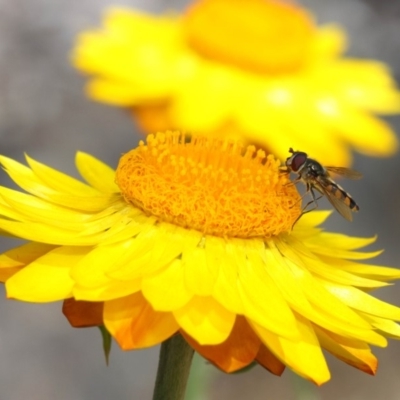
[291,186,322,228]
[289,179,317,209]
[283,177,300,188]
[301,186,323,215]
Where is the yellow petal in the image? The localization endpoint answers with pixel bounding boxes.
[0,266,22,282]
[0,219,100,246]
[72,235,157,301]
[42,193,117,213]
[0,187,92,229]
[237,78,352,166]
[315,325,377,374]
[249,313,331,385]
[294,210,332,228]
[327,108,398,156]
[183,236,220,297]
[266,240,384,345]
[173,296,235,345]
[108,224,200,280]
[294,235,382,260]
[307,233,377,251]
[236,239,300,340]
[275,236,387,289]
[212,240,244,315]
[320,257,400,281]
[360,312,400,339]
[86,79,164,105]
[72,238,139,288]
[320,60,400,113]
[308,247,384,264]
[182,316,260,373]
[0,242,56,268]
[273,238,371,331]
[0,155,56,195]
[171,64,233,131]
[324,282,400,321]
[299,257,389,289]
[142,259,193,311]
[104,292,179,349]
[0,155,115,212]
[25,154,99,196]
[75,152,119,193]
[0,242,56,282]
[311,24,347,60]
[6,247,89,302]
[79,206,148,244]
[73,278,141,302]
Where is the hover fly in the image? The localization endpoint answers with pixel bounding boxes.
[285,148,362,221]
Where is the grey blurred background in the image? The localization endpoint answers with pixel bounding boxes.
[1,0,400,399]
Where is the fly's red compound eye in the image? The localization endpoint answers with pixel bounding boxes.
[287,152,307,171]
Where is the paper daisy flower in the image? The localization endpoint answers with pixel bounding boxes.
[0,132,400,385]
[72,0,400,166]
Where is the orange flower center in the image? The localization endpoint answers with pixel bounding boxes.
[115,132,301,238]
[183,0,316,73]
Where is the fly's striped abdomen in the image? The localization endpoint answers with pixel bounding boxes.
[328,182,359,211]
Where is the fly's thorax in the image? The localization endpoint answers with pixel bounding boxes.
[304,158,326,178]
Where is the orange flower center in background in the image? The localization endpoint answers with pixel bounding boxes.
[183,0,316,73]
[116,132,301,237]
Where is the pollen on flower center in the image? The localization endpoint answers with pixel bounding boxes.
[183,0,316,73]
[115,132,301,238]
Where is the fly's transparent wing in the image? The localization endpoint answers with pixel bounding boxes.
[325,167,362,180]
[314,178,355,221]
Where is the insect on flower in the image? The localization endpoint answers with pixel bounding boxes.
[285,148,362,221]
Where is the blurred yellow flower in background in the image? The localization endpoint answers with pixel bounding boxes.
[73,0,400,166]
[0,132,400,384]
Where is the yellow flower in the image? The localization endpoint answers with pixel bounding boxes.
[0,132,400,385]
[72,0,400,166]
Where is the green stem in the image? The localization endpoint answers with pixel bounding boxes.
[152,334,195,400]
